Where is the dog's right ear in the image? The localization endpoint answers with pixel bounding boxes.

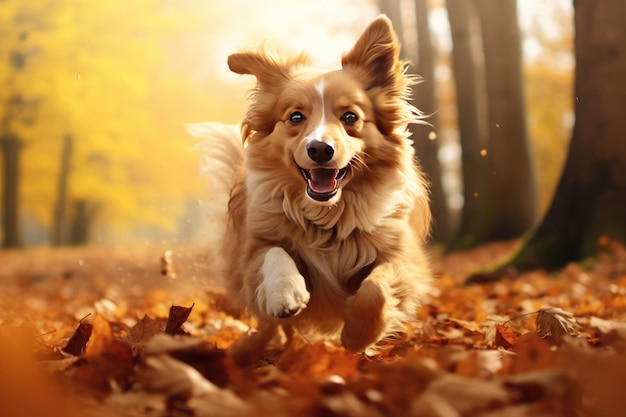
[228,51,311,87]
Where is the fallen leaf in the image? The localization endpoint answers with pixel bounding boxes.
[165,304,194,335]
[74,314,134,391]
[589,315,626,346]
[63,318,93,356]
[411,373,511,415]
[536,307,580,342]
[494,324,520,350]
[123,314,167,354]
[277,340,359,380]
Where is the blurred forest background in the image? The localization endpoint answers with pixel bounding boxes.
[0,0,577,249]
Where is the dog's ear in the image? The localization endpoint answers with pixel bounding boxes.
[341,15,402,88]
[228,51,310,87]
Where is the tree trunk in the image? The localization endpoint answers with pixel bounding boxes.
[446,0,489,249]
[505,0,626,271]
[68,199,99,246]
[1,134,22,248]
[52,134,73,246]
[378,0,449,242]
[378,0,404,56]
[411,0,450,242]
[474,0,537,242]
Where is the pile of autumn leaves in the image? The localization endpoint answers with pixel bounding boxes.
[3,241,626,417]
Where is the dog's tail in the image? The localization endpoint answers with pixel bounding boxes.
[187,122,244,244]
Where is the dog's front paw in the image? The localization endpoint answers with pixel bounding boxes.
[259,247,310,318]
[263,276,310,318]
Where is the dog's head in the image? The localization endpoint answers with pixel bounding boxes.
[229,16,423,216]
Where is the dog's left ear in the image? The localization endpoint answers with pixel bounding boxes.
[228,51,310,87]
[341,15,402,89]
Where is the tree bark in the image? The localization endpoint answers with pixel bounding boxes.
[474,0,537,242]
[412,0,450,242]
[1,134,22,248]
[52,134,73,246]
[378,0,404,56]
[446,0,489,249]
[378,0,450,242]
[505,0,626,271]
[0,134,22,248]
[68,199,99,246]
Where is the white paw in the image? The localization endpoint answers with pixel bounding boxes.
[263,275,310,318]
[259,248,310,318]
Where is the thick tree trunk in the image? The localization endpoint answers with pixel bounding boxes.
[1,134,22,248]
[68,199,98,246]
[474,0,537,242]
[378,0,404,56]
[379,0,449,242]
[412,0,450,242]
[52,134,73,246]
[506,0,626,271]
[446,0,489,249]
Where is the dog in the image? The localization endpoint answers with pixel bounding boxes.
[189,15,432,354]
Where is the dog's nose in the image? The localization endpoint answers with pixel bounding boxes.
[307,141,334,163]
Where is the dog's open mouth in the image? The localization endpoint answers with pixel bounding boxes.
[299,167,348,202]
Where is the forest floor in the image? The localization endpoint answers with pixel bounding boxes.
[1,239,626,417]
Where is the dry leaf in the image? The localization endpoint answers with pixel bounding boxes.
[536,307,580,341]
[411,374,511,416]
[494,324,520,349]
[74,314,134,391]
[165,304,194,335]
[63,319,93,356]
[135,353,217,397]
[589,316,626,342]
[277,340,359,380]
[123,315,167,354]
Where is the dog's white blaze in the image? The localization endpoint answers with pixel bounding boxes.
[259,247,310,316]
[305,78,328,145]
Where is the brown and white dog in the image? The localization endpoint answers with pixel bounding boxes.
[189,16,432,353]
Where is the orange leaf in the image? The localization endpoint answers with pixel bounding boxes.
[494,324,520,350]
[75,314,134,391]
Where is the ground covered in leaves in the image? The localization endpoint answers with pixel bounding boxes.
[1,240,626,417]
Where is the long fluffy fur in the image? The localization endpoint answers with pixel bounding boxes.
[191,16,432,353]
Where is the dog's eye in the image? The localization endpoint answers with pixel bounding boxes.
[289,111,306,125]
[341,111,359,126]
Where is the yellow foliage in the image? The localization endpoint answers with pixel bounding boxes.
[1,0,214,240]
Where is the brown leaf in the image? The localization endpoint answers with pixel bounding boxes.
[74,314,134,391]
[589,315,626,347]
[536,307,580,342]
[165,304,194,335]
[124,315,167,355]
[227,322,278,368]
[277,341,359,381]
[494,324,520,350]
[63,319,93,356]
[411,373,511,415]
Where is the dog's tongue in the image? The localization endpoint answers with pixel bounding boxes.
[308,168,338,193]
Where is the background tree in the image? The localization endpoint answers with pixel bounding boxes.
[445,0,488,249]
[473,0,537,243]
[503,0,626,272]
[412,0,450,241]
[379,0,450,242]
[0,0,205,247]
